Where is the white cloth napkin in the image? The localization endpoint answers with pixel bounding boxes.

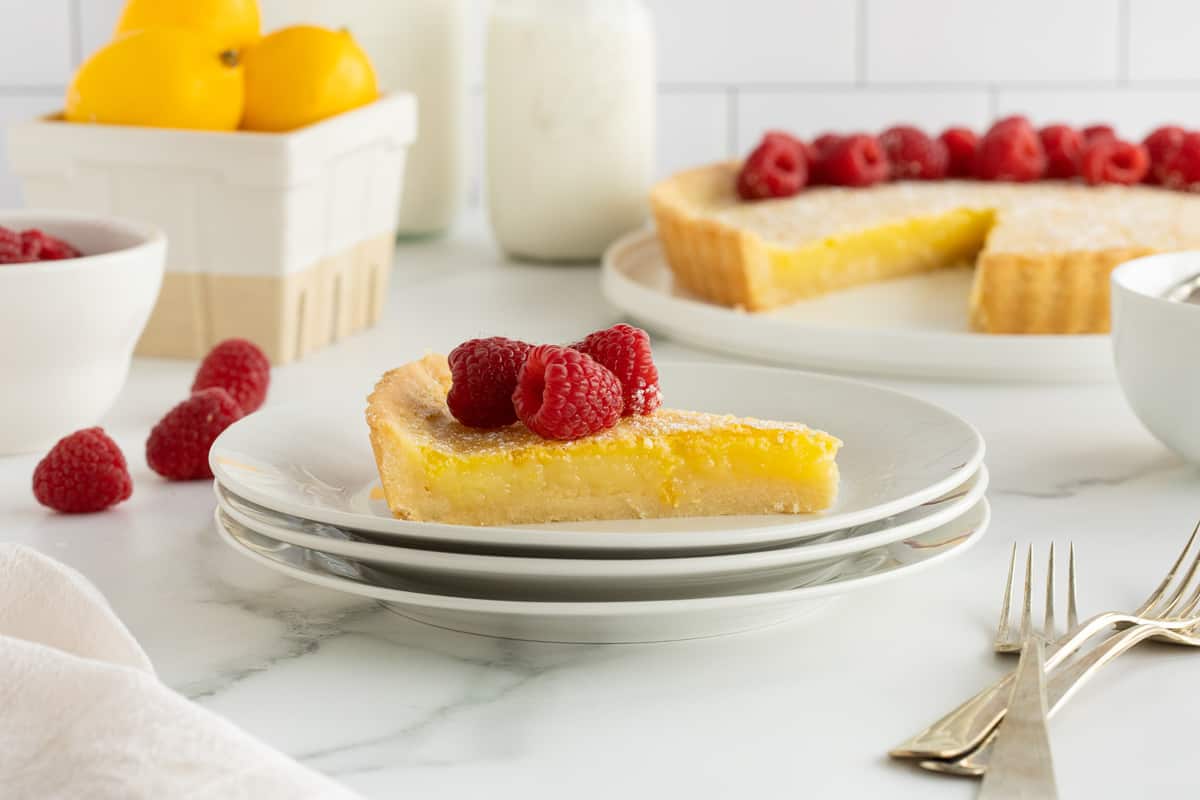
[0,544,359,800]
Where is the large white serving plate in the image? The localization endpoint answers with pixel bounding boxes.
[602,229,1113,382]
[210,361,984,556]
[215,464,986,601]
[215,498,990,643]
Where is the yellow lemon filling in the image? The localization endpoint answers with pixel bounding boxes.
[366,354,841,526]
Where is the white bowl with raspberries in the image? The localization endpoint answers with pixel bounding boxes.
[0,210,165,454]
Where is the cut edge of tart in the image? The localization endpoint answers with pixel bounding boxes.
[365,353,841,527]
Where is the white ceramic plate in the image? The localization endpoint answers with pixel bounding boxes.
[215,497,990,643]
[602,229,1112,383]
[214,465,987,601]
[210,361,984,556]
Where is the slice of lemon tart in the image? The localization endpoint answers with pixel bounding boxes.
[652,161,1198,333]
[366,354,841,526]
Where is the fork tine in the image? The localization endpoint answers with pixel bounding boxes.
[1067,542,1079,631]
[1019,544,1033,644]
[995,542,1017,646]
[1155,524,1200,618]
[1044,542,1057,639]
[1138,520,1200,615]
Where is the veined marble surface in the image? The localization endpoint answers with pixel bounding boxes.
[3,219,1198,798]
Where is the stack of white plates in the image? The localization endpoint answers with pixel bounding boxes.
[210,362,989,643]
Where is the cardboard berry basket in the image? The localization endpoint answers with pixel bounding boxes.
[7,93,416,364]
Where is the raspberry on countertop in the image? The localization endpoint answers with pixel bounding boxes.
[192,338,271,413]
[33,427,132,513]
[146,388,245,481]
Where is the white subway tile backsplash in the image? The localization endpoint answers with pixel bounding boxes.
[996,89,1200,139]
[8,0,1200,208]
[647,0,857,85]
[656,91,730,177]
[0,0,72,84]
[78,0,123,62]
[736,89,991,152]
[866,0,1120,84]
[0,95,64,205]
[1128,0,1200,82]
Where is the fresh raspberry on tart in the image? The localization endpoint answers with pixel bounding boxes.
[1143,125,1187,185]
[1083,124,1117,144]
[1039,125,1085,179]
[736,134,808,200]
[822,134,889,187]
[512,345,624,441]
[1160,132,1200,190]
[571,323,662,416]
[938,127,978,178]
[879,125,948,180]
[446,336,534,429]
[973,118,1046,182]
[1080,139,1149,186]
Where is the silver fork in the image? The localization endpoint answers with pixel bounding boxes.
[993,542,1078,654]
[891,522,1200,761]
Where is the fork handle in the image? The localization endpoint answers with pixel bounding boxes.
[889,611,1130,760]
[926,622,1187,775]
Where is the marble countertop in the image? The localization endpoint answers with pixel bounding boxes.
[3,219,1198,798]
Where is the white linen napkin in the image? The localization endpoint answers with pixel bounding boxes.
[0,544,359,800]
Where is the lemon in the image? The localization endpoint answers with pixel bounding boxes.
[115,0,261,51]
[65,29,244,131]
[241,25,378,132]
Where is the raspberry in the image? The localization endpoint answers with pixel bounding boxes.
[0,226,80,264]
[192,338,271,413]
[973,119,1045,182]
[446,336,533,428]
[1159,132,1200,190]
[1080,139,1150,186]
[0,226,27,263]
[879,125,948,180]
[809,133,846,184]
[1083,124,1117,144]
[822,134,889,187]
[33,427,132,513]
[22,229,80,260]
[1039,125,1085,179]
[146,388,245,480]
[1143,125,1186,185]
[938,128,978,178]
[736,135,807,200]
[763,130,816,169]
[512,345,623,441]
[571,324,662,416]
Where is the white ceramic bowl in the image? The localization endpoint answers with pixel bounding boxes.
[0,211,164,454]
[1112,252,1200,462]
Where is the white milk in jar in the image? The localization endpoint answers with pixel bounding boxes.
[486,0,655,261]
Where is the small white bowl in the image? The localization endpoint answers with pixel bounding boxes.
[1112,252,1200,462]
[0,211,164,454]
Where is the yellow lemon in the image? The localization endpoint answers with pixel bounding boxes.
[115,0,261,51]
[241,25,378,132]
[65,29,244,131]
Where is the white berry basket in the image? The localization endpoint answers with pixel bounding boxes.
[7,93,416,364]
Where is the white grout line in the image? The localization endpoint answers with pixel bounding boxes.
[855,0,868,86]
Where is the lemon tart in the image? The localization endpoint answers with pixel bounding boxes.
[365,354,841,526]
[652,161,1200,333]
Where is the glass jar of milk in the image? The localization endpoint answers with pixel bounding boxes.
[486,0,655,262]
